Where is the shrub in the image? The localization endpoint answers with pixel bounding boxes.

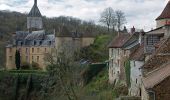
[21,62,30,70]
[80,63,106,85]
[32,62,41,70]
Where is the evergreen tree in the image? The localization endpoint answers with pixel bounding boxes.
[15,50,21,70]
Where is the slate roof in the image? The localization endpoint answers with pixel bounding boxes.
[145,26,164,35]
[108,33,131,48]
[28,0,42,17]
[156,1,170,20]
[7,30,55,47]
[143,63,170,89]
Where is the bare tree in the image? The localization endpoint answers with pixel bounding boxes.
[100,7,114,32]
[115,10,126,31]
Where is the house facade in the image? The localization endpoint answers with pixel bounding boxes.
[129,44,144,96]
[108,33,132,85]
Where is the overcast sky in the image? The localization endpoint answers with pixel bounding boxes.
[0,0,169,31]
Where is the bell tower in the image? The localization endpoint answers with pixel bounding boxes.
[27,0,43,31]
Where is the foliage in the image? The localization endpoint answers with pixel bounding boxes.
[80,68,116,100]
[79,34,114,62]
[80,63,106,85]
[32,62,41,70]
[41,51,80,100]
[15,50,21,70]
[21,62,30,70]
[125,59,131,87]
[100,7,126,32]
[0,71,47,100]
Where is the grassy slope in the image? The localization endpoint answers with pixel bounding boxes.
[76,68,116,100]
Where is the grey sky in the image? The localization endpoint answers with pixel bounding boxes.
[0,0,168,31]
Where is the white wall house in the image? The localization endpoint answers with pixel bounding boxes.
[129,60,144,96]
[108,34,131,84]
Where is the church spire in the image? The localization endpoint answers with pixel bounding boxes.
[28,0,41,17]
[34,0,37,6]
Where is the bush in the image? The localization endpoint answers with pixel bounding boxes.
[21,62,30,70]
[80,63,106,85]
[32,62,41,70]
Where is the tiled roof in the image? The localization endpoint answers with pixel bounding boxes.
[156,1,170,20]
[143,37,170,74]
[130,44,144,61]
[28,0,42,17]
[108,33,131,48]
[143,63,170,89]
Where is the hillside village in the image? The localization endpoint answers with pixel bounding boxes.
[1,0,170,100]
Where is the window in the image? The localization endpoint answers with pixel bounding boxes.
[45,48,47,52]
[136,79,138,84]
[9,48,12,53]
[49,41,52,45]
[32,56,34,61]
[34,41,37,45]
[9,56,12,61]
[26,56,28,62]
[32,48,34,53]
[40,41,42,45]
[37,56,39,62]
[19,48,21,52]
[147,35,161,45]
[37,48,40,53]
[26,48,28,53]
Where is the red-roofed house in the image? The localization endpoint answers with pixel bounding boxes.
[108,31,142,85]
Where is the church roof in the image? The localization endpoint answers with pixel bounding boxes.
[28,0,42,17]
[156,1,170,20]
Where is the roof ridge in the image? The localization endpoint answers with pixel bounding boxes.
[156,1,170,20]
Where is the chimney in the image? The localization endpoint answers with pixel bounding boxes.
[139,30,144,45]
[131,26,135,34]
[34,0,37,6]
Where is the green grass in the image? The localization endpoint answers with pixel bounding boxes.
[81,68,116,100]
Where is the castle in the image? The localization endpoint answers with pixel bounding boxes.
[5,0,95,70]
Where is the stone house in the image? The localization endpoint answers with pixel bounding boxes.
[141,36,170,100]
[108,30,143,85]
[55,26,95,54]
[144,1,170,61]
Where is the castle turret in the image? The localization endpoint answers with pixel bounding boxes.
[156,1,170,28]
[27,0,43,31]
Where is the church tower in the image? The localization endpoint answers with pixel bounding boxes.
[156,1,170,28]
[27,0,43,31]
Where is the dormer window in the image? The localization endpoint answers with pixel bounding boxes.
[49,41,52,45]
[34,41,37,45]
[40,41,42,45]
